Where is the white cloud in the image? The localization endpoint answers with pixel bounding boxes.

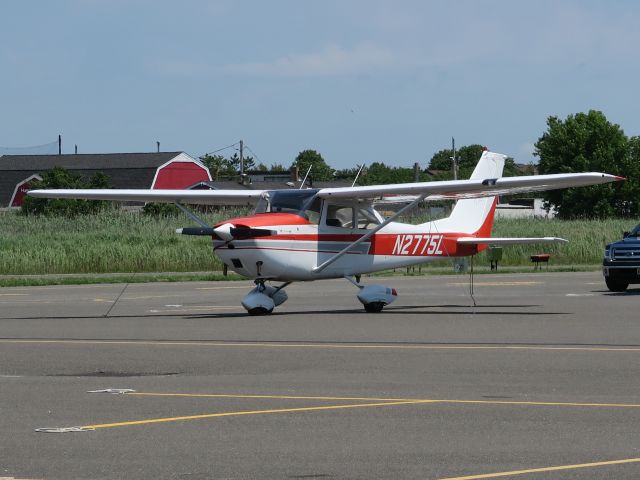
[223,43,398,77]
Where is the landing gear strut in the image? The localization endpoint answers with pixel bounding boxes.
[241,280,290,315]
[345,276,397,313]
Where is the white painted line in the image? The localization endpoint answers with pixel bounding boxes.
[35,426,94,433]
[566,293,595,297]
[87,388,136,394]
[196,286,250,290]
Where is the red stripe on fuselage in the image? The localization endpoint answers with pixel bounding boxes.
[214,213,311,229]
[225,232,477,257]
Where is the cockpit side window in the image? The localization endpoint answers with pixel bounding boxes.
[356,207,382,229]
[326,205,355,228]
[322,202,382,230]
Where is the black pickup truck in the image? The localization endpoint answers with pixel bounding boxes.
[603,223,640,291]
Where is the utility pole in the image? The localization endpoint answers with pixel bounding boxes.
[58,134,62,155]
[239,139,244,176]
[451,137,458,180]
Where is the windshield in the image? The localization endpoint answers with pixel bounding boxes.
[628,224,640,237]
[255,189,320,218]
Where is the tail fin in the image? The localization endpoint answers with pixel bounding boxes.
[428,150,506,235]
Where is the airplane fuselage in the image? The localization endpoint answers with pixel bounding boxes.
[213,212,480,281]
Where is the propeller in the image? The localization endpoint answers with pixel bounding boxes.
[176,223,273,240]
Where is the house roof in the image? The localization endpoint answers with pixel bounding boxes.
[0,152,185,171]
[0,152,199,207]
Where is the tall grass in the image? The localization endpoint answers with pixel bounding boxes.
[0,208,246,274]
[0,209,637,275]
[489,217,634,265]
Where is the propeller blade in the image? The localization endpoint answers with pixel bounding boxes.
[176,227,217,236]
[177,223,274,240]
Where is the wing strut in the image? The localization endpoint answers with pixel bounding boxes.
[174,202,209,228]
[312,193,427,273]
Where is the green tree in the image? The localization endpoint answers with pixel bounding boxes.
[228,152,255,172]
[535,110,634,218]
[358,162,417,185]
[21,167,111,216]
[269,163,287,172]
[200,154,234,180]
[623,136,640,216]
[200,153,255,179]
[292,150,334,182]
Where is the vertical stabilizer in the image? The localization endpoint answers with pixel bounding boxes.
[428,150,506,235]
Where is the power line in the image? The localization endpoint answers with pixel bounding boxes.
[202,142,240,156]
[243,144,262,164]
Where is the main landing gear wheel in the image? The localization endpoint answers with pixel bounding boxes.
[363,301,385,313]
[345,277,398,313]
[241,281,290,315]
[605,277,629,292]
[247,306,272,316]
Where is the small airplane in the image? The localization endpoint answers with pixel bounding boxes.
[29,150,623,315]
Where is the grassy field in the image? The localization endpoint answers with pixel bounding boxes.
[0,208,636,276]
[0,208,245,275]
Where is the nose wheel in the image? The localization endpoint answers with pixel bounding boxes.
[241,280,290,315]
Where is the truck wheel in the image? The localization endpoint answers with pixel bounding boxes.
[605,277,629,292]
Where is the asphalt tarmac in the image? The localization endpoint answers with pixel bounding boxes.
[1,271,639,479]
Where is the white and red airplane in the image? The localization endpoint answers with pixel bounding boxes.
[29,150,622,314]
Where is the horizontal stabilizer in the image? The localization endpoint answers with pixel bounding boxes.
[457,237,568,245]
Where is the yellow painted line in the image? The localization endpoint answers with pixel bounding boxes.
[1,339,640,353]
[438,457,640,479]
[0,293,29,296]
[130,392,410,402]
[81,399,432,429]
[446,281,542,287]
[127,392,640,408]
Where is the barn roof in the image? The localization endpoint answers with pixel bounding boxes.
[0,152,184,171]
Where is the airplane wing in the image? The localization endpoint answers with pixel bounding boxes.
[457,237,568,245]
[28,172,622,205]
[27,188,266,205]
[317,172,623,200]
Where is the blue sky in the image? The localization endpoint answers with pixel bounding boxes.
[2,0,639,168]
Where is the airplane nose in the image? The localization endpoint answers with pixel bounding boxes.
[213,223,235,241]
